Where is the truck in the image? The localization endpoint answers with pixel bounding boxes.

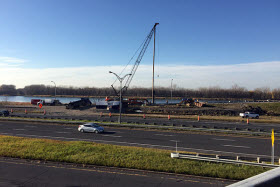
[31,99,41,105]
[37,99,61,106]
[66,98,92,109]
[240,112,259,119]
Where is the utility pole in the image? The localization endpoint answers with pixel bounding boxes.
[171,79,173,102]
[109,71,131,124]
[51,81,56,100]
[152,23,159,104]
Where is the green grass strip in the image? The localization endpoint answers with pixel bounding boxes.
[0,135,269,180]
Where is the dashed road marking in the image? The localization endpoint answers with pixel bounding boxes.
[222,145,250,149]
[102,135,122,138]
[212,138,235,142]
[14,129,25,131]
[55,132,71,134]
[155,134,174,137]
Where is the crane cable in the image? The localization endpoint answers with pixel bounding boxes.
[111,34,148,86]
[157,26,160,86]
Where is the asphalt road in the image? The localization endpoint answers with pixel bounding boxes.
[0,121,278,160]
[0,157,234,187]
[9,113,280,133]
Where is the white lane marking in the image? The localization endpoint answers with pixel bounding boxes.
[101,135,122,138]
[154,134,174,137]
[8,133,269,158]
[64,128,73,130]
[14,129,25,131]
[212,138,235,142]
[25,126,37,128]
[55,132,71,134]
[223,145,250,149]
[0,133,12,135]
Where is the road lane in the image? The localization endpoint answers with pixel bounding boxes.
[0,158,233,186]
[6,113,280,134]
[0,121,277,159]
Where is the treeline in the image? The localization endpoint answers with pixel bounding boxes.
[1,84,280,100]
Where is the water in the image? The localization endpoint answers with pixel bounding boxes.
[0,96,102,104]
[0,96,182,104]
[0,95,257,104]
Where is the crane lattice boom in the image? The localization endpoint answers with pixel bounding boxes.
[111,23,159,96]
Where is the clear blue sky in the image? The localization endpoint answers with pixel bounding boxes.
[0,0,280,89]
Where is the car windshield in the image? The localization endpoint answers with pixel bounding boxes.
[88,123,99,127]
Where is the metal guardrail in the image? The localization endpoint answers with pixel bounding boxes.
[171,153,279,168]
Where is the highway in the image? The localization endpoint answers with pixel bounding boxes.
[0,157,234,186]
[0,120,278,160]
[8,113,280,133]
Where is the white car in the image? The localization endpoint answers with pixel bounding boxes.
[240,112,259,119]
[78,123,104,133]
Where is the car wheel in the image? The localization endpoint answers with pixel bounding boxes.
[95,130,99,134]
[80,129,84,133]
[256,116,259,119]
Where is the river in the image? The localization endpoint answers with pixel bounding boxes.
[0,96,183,104]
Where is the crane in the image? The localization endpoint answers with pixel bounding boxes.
[111,23,159,96]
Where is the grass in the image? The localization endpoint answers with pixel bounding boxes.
[0,135,269,180]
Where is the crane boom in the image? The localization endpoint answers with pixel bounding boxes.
[111,23,159,96]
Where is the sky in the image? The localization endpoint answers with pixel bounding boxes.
[0,0,279,90]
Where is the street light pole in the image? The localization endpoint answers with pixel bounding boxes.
[109,71,131,124]
[171,79,173,102]
[51,81,56,100]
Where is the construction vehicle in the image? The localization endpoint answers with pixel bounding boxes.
[37,99,61,106]
[66,98,92,109]
[178,98,206,107]
[111,23,159,96]
[97,23,159,110]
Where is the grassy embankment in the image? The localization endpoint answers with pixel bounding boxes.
[0,135,269,180]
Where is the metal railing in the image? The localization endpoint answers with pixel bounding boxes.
[171,153,279,168]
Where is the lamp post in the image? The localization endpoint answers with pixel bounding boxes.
[171,79,173,102]
[51,81,56,100]
[109,71,131,124]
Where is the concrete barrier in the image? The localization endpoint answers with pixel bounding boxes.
[227,166,280,187]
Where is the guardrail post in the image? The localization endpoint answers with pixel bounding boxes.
[168,115,171,120]
[143,114,146,119]
[109,112,112,118]
[43,110,46,115]
[10,109,13,113]
[100,112,103,117]
[247,118,249,124]
[257,157,260,163]
[279,158,280,165]
[198,115,200,122]
[171,153,179,158]
[236,156,239,161]
[25,109,27,114]
[196,153,199,157]
[216,155,219,159]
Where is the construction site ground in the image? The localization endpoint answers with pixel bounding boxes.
[0,101,280,117]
